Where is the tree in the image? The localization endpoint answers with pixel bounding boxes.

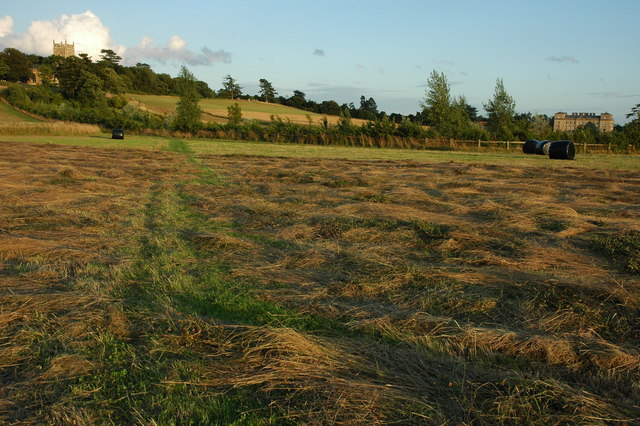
[572,122,599,146]
[337,108,355,134]
[421,70,474,138]
[98,67,127,94]
[0,48,33,82]
[227,103,242,126]
[422,70,453,136]
[513,112,533,140]
[129,65,162,93]
[531,114,552,140]
[99,49,122,67]
[0,58,9,80]
[172,66,202,132]
[36,64,56,85]
[195,81,216,98]
[624,104,640,148]
[359,96,379,120]
[258,78,277,103]
[287,90,306,109]
[56,56,89,99]
[320,100,341,116]
[220,74,242,100]
[370,114,396,136]
[450,95,474,139]
[77,70,105,106]
[54,54,106,106]
[484,78,516,140]
[466,105,478,122]
[78,53,92,65]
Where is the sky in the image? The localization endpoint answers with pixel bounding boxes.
[1,0,638,123]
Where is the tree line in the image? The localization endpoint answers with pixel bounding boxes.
[1,46,638,150]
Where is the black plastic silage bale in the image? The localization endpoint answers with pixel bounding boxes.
[548,140,575,160]
[522,139,538,154]
[535,140,551,155]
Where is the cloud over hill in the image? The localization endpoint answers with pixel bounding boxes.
[124,35,231,66]
[0,10,230,66]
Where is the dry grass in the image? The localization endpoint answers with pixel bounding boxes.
[0,121,101,135]
[1,139,639,423]
[182,153,640,422]
[0,141,196,423]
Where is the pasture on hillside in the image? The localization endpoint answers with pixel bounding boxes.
[0,100,41,123]
[0,138,639,423]
[127,93,369,126]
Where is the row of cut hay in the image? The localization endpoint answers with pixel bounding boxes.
[0,121,101,136]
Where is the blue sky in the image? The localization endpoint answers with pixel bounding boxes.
[1,0,638,123]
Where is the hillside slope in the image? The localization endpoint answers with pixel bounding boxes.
[0,98,42,123]
[127,93,368,126]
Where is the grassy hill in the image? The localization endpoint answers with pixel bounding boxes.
[127,93,368,126]
[0,99,42,123]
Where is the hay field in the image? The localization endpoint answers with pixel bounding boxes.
[3,133,640,171]
[0,139,638,423]
[127,93,369,126]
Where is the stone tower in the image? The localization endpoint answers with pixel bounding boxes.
[53,40,75,58]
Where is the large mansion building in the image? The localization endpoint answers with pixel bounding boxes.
[553,112,614,133]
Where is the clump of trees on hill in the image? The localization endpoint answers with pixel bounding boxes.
[1,46,638,151]
[0,47,215,129]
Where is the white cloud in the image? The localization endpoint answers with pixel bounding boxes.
[167,35,186,51]
[139,36,154,48]
[0,16,13,38]
[0,11,230,67]
[124,36,231,66]
[0,11,123,59]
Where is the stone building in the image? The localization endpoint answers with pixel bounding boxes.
[30,41,75,84]
[53,40,75,58]
[553,112,614,133]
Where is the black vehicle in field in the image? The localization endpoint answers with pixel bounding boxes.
[112,129,125,140]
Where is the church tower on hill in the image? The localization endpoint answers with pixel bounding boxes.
[53,40,75,58]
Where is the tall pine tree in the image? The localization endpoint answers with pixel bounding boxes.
[484,78,516,140]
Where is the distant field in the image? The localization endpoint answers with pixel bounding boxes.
[1,139,638,423]
[127,93,369,126]
[1,133,639,171]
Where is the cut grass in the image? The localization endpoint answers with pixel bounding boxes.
[1,140,640,423]
[2,134,639,170]
[178,151,640,421]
